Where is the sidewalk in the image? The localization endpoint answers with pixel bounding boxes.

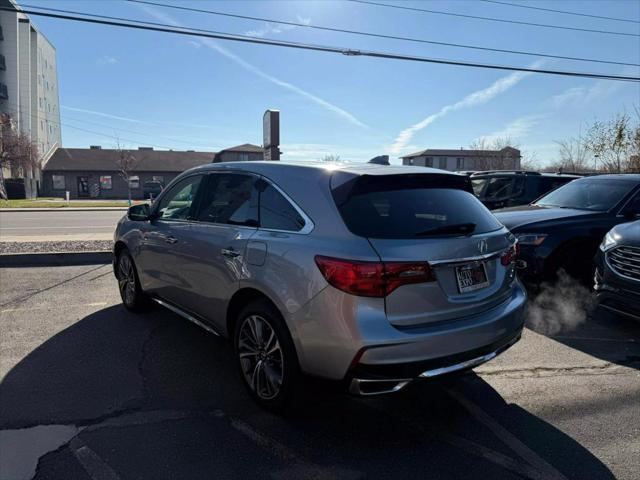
[0,233,113,242]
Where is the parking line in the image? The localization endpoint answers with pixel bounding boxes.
[70,437,122,480]
[445,387,568,480]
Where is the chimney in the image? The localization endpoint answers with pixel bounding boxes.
[89,145,102,150]
[138,147,153,151]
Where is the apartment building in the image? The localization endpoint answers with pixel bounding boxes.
[401,147,521,172]
[0,0,61,198]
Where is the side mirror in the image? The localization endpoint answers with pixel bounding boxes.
[128,204,151,221]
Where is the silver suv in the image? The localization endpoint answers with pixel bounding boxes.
[114,161,526,409]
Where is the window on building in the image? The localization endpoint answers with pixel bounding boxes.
[239,153,249,162]
[129,176,140,189]
[424,157,433,167]
[99,176,112,190]
[438,158,447,169]
[259,182,305,232]
[197,173,259,226]
[52,175,65,190]
[151,175,164,185]
[40,120,43,130]
[456,158,464,169]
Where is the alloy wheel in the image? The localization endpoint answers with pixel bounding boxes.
[238,315,284,400]
[117,254,136,305]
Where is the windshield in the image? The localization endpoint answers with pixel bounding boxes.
[534,179,636,211]
[333,175,502,239]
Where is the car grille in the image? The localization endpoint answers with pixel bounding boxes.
[607,246,640,281]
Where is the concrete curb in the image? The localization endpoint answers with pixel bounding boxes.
[0,207,128,212]
[0,251,113,267]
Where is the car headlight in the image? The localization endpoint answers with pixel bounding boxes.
[600,231,619,252]
[515,233,547,246]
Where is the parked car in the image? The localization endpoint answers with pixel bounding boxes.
[494,175,640,284]
[113,161,526,409]
[595,221,640,321]
[471,171,579,210]
[142,180,163,199]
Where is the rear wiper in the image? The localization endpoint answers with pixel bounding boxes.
[414,223,476,237]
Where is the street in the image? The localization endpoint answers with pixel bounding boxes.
[1,265,638,480]
[0,210,124,240]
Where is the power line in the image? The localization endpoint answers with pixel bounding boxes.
[347,0,640,37]
[2,6,638,82]
[479,0,640,24]
[122,0,640,67]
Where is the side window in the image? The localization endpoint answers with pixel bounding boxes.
[156,175,202,220]
[512,177,525,197]
[484,177,513,199]
[197,173,259,226]
[623,193,640,215]
[259,183,305,232]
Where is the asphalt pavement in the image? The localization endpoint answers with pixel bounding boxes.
[0,265,639,480]
[0,210,124,240]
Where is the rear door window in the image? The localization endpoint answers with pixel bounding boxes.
[332,174,502,239]
[196,173,259,226]
[484,176,513,200]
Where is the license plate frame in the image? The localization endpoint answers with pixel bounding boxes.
[455,262,490,293]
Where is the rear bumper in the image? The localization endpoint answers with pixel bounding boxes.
[287,280,527,384]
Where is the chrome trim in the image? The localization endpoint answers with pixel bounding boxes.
[348,378,412,396]
[152,298,221,336]
[429,250,501,266]
[605,246,640,283]
[598,303,640,321]
[349,334,521,396]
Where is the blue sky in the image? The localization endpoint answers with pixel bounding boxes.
[26,0,640,164]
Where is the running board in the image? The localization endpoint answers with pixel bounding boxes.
[152,297,221,336]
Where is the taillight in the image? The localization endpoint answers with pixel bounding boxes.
[500,243,519,266]
[314,256,435,298]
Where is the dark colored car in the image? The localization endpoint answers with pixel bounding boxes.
[494,175,640,284]
[143,181,163,199]
[595,221,640,321]
[471,171,579,210]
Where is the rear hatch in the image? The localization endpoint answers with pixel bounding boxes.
[331,172,517,328]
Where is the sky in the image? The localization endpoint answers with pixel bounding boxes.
[24,0,640,165]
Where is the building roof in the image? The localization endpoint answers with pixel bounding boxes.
[219,143,263,153]
[402,146,520,159]
[44,147,214,172]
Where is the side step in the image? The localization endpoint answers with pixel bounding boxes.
[152,297,221,336]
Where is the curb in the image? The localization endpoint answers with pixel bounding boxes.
[0,251,113,267]
[0,207,128,212]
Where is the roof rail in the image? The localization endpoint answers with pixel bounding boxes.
[471,170,540,176]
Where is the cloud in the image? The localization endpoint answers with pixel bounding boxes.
[475,114,545,144]
[388,63,542,155]
[138,6,366,128]
[245,15,311,38]
[281,142,380,162]
[61,106,156,125]
[97,56,117,65]
[549,81,623,108]
[186,40,201,49]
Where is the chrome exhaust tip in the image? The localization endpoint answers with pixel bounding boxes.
[348,377,412,396]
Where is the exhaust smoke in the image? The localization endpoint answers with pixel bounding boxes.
[526,270,595,335]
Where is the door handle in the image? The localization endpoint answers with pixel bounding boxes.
[165,236,178,244]
[221,248,241,258]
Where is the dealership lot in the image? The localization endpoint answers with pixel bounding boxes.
[1,265,639,480]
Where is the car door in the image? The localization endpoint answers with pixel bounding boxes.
[179,172,259,330]
[136,174,203,305]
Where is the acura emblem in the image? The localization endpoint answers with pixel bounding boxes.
[478,239,488,254]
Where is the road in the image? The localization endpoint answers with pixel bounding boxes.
[0,210,124,239]
[1,265,639,480]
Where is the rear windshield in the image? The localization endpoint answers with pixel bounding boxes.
[332,174,502,239]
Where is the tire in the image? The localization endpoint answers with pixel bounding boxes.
[116,249,150,312]
[234,300,300,411]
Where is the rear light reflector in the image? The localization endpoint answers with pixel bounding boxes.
[314,256,435,298]
[500,243,519,266]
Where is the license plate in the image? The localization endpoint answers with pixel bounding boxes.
[455,262,490,293]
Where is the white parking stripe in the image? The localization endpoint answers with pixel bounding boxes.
[445,387,568,480]
[70,437,122,480]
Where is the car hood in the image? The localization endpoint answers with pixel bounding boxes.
[493,204,597,231]
[610,220,640,247]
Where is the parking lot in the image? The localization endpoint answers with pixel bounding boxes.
[1,264,639,480]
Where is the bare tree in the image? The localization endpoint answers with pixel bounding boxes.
[584,112,634,173]
[520,150,540,171]
[115,141,139,205]
[469,136,521,170]
[0,114,39,200]
[554,134,591,173]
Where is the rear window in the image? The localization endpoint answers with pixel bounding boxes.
[332,174,502,239]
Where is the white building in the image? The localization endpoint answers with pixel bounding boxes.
[0,0,60,198]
